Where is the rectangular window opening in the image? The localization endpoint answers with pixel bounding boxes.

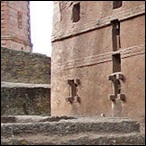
[72,3,80,22]
[112,53,121,73]
[111,19,121,51]
[113,1,122,9]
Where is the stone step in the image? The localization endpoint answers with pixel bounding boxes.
[1,116,140,137]
[1,82,51,115]
[1,132,145,145]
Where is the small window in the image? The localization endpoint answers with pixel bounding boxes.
[111,19,120,36]
[113,1,122,9]
[111,19,121,51]
[72,3,80,22]
[112,53,121,73]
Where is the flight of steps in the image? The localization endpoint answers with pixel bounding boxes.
[1,115,145,145]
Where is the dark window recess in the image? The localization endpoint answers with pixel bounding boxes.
[112,53,121,73]
[72,3,80,22]
[111,19,121,51]
[114,78,121,97]
[113,1,122,9]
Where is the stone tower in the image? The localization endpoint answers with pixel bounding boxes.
[51,1,145,122]
[1,1,32,52]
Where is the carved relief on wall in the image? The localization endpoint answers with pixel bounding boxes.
[17,11,23,29]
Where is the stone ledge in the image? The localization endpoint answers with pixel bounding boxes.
[1,81,51,89]
[1,132,145,145]
[52,44,145,72]
[1,115,76,123]
[1,117,140,136]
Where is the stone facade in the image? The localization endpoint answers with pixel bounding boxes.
[51,1,145,122]
[1,1,32,52]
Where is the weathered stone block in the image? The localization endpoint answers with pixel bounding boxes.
[1,82,51,115]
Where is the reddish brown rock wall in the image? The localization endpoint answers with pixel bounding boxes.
[1,1,32,52]
[51,1,145,122]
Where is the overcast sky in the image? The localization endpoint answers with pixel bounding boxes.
[29,1,53,57]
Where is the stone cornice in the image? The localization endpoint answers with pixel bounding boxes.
[52,44,145,72]
[52,5,145,42]
[1,35,32,46]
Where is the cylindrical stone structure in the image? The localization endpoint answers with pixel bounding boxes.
[1,1,32,52]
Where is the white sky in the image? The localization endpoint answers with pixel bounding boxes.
[29,1,53,57]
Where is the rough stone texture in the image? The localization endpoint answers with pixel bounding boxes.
[1,47,51,84]
[1,47,51,116]
[1,116,145,145]
[51,1,145,125]
[1,82,51,115]
[1,1,32,51]
[1,117,140,136]
[1,133,145,145]
[1,115,76,123]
